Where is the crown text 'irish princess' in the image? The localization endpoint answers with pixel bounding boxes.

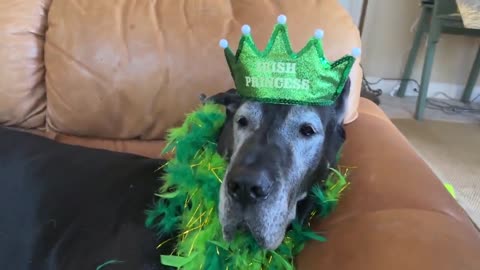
[219,14,361,106]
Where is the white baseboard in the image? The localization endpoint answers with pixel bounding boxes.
[366,76,480,102]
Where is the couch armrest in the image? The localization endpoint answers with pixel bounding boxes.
[297,98,480,270]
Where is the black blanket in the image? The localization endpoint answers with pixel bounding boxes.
[0,127,167,270]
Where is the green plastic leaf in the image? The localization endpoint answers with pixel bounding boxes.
[208,240,229,250]
[161,141,176,155]
[301,231,327,242]
[156,190,180,199]
[160,253,198,268]
[444,183,457,199]
[328,168,347,186]
[270,251,293,270]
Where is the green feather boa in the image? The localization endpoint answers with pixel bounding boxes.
[145,103,349,270]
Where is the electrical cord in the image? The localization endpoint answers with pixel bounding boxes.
[432,92,480,104]
[362,78,383,96]
[359,63,479,115]
[361,75,382,96]
[365,77,421,93]
[472,94,480,103]
[426,93,480,115]
[360,69,420,96]
[360,64,383,97]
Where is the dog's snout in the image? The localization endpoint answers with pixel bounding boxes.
[241,151,258,166]
[227,170,272,204]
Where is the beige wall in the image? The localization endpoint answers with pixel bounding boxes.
[362,0,480,86]
[339,0,364,26]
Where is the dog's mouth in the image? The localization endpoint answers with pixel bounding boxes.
[247,221,287,250]
[219,183,308,250]
[224,218,287,250]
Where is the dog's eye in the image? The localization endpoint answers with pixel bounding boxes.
[299,124,316,137]
[236,116,248,127]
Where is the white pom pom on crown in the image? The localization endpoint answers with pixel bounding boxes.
[241,24,251,35]
[351,47,362,58]
[314,29,324,39]
[277,14,287,24]
[219,39,229,49]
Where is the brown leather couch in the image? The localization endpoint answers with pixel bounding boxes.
[1,0,479,269]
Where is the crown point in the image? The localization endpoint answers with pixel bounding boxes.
[241,24,251,35]
[277,14,287,25]
[352,47,362,58]
[314,29,324,39]
[219,39,229,49]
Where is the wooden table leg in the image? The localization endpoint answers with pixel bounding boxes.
[415,18,441,120]
[398,6,432,97]
[461,46,480,103]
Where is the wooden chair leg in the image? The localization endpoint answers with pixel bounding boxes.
[398,7,431,97]
[461,46,480,103]
[415,22,441,121]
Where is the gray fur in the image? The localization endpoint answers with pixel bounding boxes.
[230,102,263,164]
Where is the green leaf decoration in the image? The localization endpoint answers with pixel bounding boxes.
[156,190,180,199]
[161,254,199,268]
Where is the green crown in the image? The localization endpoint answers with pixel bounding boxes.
[219,15,360,106]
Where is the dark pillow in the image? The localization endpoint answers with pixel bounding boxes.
[0,127,165,270]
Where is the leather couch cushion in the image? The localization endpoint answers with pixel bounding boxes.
[0,0,50,128]
[53,132,170,159]
[298,210,480,270]
[45,0,361,140]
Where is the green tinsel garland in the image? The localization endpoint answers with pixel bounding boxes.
[145,103,350,270]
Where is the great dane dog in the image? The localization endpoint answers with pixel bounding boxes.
[211,79,349,250]
[0,79,349,269]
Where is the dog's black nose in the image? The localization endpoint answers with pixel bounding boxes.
[227,170,272,204]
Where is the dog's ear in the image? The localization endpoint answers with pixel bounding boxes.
[200,89,242,116]
[201,89,243,160]
[316,78,351,177]
[334,78,351,125]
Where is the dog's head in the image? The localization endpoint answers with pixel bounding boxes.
[204,79,350,250]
